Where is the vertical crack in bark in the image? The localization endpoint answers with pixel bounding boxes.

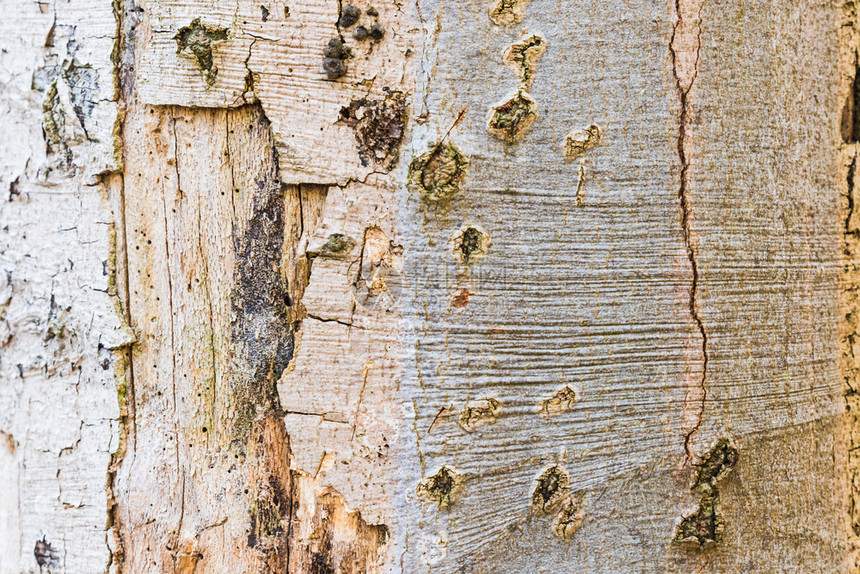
[225,120,238,250]
[351,360,372,441]
[167,110,184,567]
[200,130,217,440]
[107,0,138,569]
[848,153,857,235]
[173,474,187,574]
[669,0,707,462]
[841,2,860,561]
[106,171,136,574]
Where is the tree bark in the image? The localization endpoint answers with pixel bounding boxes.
[0,0,856,571]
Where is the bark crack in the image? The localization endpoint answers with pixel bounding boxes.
[197,183,217,443]
[847,153,857,235]
[166,110,182,534]
[351,361,373,440]
[106,0,138,568]
[306,313,359,328]
[172,474,186,573]
[669,0,707,463]
[225,116,237,254]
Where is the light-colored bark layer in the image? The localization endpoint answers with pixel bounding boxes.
[0,0,130,572]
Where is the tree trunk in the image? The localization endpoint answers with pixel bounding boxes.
[0,0,856,571]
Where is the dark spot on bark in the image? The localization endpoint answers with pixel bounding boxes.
[694,438,739,490]
[324,38,347,59]
[408,142,469,201]
[417,466,463,507]
[261,5,270,21]
[174,18,229,87]
[321,233,355,255]
[675,438,739,546]
[322,38,350,80]
[322,58,347,80]
[339,5,361,28]
[532,465,570,513]
[310,539,336,574]
[488,91,537,142]
[339,90,408,168]
[368,24,385,41]
[458,227,485,264]
[676,490,721,545]
[34,537,59,568]
[352,26,369,41]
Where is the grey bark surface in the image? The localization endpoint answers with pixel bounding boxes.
[0,0,855,571]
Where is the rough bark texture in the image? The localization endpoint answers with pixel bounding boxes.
[0,0,131,571]
[0,0,857,571]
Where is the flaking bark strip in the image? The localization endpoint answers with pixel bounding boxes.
[224,108,389,571]
[288,477,389,573]
[843,47,860,143]
[227,105,293,569]
[42,80,73,172]
[231,114,293,440]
